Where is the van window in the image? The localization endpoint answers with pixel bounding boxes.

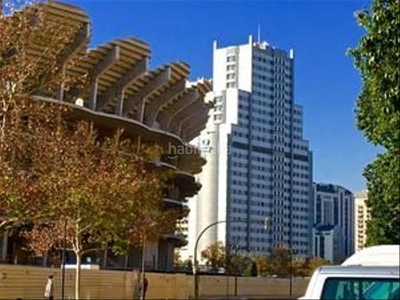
[321,278,399,300]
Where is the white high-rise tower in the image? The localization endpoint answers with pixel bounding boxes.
[182,36,313,261]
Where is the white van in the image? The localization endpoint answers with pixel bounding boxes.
[299,245,400,300]
[342,245,400,267]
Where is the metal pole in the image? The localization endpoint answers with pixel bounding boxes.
[234,242,238,296]
[61,218,67,300]
[141,234,146,300]
[225,240,229,299]
[192,218,269,299]
[290,249,293,298]
[193,220,226,299]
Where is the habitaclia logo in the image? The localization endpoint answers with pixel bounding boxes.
[167,142,231,159]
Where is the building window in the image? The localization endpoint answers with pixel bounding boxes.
[227,55,236,62]
[215,96,223,103]
[214,114,222,122]
[214,105,223,112]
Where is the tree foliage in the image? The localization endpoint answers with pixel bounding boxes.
[265,247,291,278]
[293,257,331,278]
[201,244,332,278]
[254,250,331,278]
[201,241,226,271]
[363,151,400,245]
[243,260,258,277]
[0,2,184,299]
[0,0,84,233]
[201,241,253,275]
[349,0,400,245]
[253,255,268,277]
[21,121,171,298]
[349,0,399,149]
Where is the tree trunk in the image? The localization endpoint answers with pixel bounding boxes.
[1,231,8,261]
[74,221,82,300]
[75,251,82,300]
[42,251,48,267]
[124,254,129,268]
[102,243,108,268]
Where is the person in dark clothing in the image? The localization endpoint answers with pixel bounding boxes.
[139,276,148,300]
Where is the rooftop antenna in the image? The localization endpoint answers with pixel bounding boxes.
[257,23,261,44]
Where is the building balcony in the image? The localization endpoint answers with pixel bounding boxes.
[162,233,187,248]
[175,171,202,198]
[163,198,187,210]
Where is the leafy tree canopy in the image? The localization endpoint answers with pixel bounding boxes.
[349,0,399,150]
[1,2,184,299]
[349,0,400,245]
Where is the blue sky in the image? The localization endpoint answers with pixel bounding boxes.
[68,0,378,192]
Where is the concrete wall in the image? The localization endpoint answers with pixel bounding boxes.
[0,265,309,299]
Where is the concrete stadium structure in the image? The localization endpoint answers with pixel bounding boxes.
[0,2,211,271]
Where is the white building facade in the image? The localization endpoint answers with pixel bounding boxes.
[354,190,369,252]
[182,36,313,260]
[313,183,355,262]
[313,225,343,263]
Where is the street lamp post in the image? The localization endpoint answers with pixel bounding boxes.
[140,234,146,300]
[192,217,269,299]
[233,241,238,297]
[193,220,226,299]
[290,248,293,298]
[289,248,297,299]
[61,217,67,300]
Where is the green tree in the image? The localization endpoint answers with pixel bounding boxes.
[349,0,400,245]
[244,260,258,277]
[363,152,400,245]
[174,250,182,266]
[227,252,251,276]
[185,259,193,272]
[1,2,179,299]
[201,241,226,271]
[266,247,291,277]
[294,257,331,277]
[253,255,268,277]
[0,0,84,236]
[22,123,171,300]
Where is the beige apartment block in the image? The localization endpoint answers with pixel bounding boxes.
[354,191,370,252]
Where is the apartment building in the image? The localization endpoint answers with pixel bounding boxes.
[182,36,313,260]
[354,190,369,252]
[313,183,354,262]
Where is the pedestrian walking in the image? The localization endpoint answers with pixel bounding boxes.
[44,275,54,300]
[139,276,148,300]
